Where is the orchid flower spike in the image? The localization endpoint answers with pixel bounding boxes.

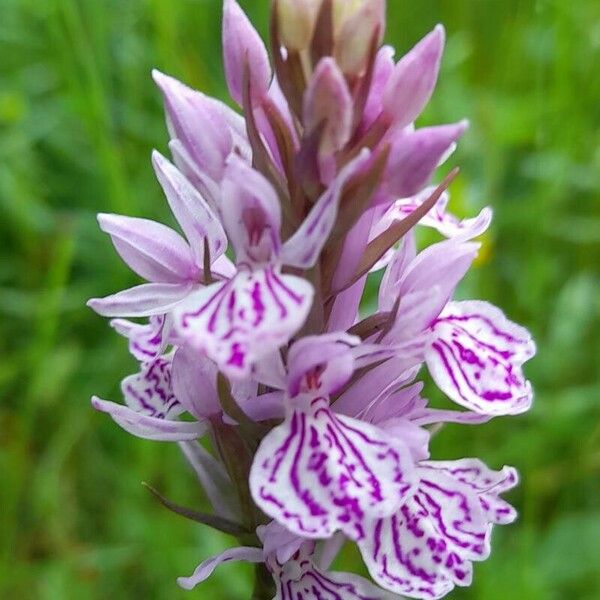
[88,1,535,598]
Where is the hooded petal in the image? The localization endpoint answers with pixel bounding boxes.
[359,459,518,599]
[221,155,282,266]
[87,282,194,318]
[97,214,197,283]
[303,58,353,157]
[110,315,170,362]
[152,70,234,181]
[384,122,468,198]
[382,25,445,129]
[250,396,414,541]
[281,150,371,269]
[177,546,264,590]
[152,151,228,266]
[173,268,313,378]
[222,0,272,105]
[286,333,360,397]
[91,397,205,441]
[426,301,536,415]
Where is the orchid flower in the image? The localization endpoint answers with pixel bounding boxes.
[88,1,535,598]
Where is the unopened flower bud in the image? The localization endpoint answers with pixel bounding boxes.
[334,0,385,76]
[277,0,320,51]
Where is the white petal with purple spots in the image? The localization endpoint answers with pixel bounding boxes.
[173,268,314,378]
[358,460,518,599]
[426,300,536,415]
[250,396,414,541]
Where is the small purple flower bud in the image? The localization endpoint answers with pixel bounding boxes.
[222,0,272,106]
[383,24,445,128]
[303,57,353,157]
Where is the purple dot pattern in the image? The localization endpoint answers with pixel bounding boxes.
[121,355,182,419]
[174,267,314,379]
[426,300,535,415]
[250,395,414,541]
[358,459,518,599]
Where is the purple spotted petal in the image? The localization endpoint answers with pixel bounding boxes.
[177,546,264,590]
[272,560,396,600]
[359,459,518,599]
[422,459,518,525]
[173,268,313,378]
[281,150,371,269]
[426,301,536,415]
[87,282,194,318]
[249,396,414,541]
[97,213,197,283]
[91,397,205,441]
[152,151,228,267]
[110,315,170,362]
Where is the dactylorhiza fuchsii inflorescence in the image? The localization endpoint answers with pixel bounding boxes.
[88,1,536,598]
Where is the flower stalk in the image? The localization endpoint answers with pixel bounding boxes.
[88,1,535,598]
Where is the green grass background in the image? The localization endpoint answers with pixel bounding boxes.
[1,0,599,598]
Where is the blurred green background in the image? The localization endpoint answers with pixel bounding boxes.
[1,0,599,598]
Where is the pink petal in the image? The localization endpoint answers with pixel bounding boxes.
[361,45,396,132]
[249,396,414,541]
[383,25,445,129]
[303,57,353,159]
[173,268,313,378]
[177,546,264,590]
[281,150,371,269]
[221,154,282,266]
[222,0,271,106]
[171,346,220,419]
[91,397,205,442]
[87,282,194,317]
[152,70,234,181]
[384,121,468,198]
[97,213,196,283]
[426,301,535,415]
[152,151,228,267]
